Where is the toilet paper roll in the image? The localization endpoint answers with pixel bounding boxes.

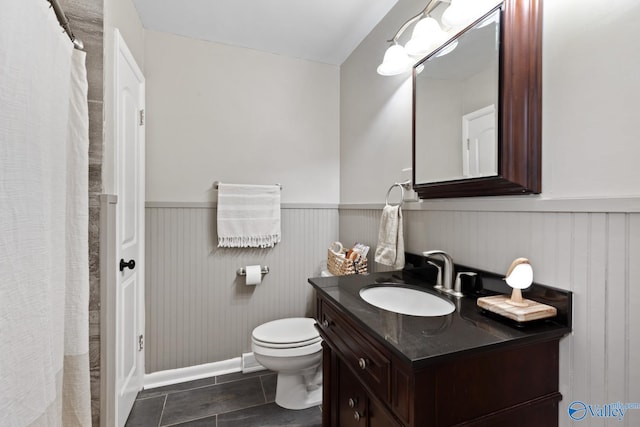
[245,265,262,285]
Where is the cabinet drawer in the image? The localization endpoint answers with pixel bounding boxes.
[318,298,390,401]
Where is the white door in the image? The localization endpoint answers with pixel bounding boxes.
[462,104,497,178]
[114,29,145,427]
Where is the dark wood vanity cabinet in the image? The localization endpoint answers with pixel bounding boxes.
[316,294,563,427]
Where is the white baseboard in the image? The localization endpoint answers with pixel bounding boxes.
[143,357,242,390]
[241,352,265,373]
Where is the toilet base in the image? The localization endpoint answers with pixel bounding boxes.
[274,368,323,410]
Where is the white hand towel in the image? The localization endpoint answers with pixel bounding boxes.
[374,205,405,269]
[217,183,281,248]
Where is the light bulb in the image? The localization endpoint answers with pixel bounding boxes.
[405,17,447,57]
[377,44,412,76]
[505,259,533,289]
[441,0,474,30]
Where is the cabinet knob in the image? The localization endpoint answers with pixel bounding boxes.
[321,319,329,328]
[358,358,367,370]
[348,397,358,408]
[354,411,362,422]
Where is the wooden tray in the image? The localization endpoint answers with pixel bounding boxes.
[477,295,557,323]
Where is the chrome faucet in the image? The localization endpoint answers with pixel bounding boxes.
[422,250,463,297]
[427,261,442,287]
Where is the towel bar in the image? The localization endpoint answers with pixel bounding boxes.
[214,181,282,190]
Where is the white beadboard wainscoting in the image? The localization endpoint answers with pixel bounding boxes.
[144,203,338,375]
[339,203,640,427]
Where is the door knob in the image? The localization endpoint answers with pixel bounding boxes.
[119,259,136,272]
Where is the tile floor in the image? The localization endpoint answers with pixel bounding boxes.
[125,370,322,427]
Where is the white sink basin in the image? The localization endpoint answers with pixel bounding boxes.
[359,286,455,317]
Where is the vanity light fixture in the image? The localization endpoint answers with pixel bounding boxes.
[377,0,501,76]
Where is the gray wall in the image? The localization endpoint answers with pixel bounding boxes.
[340,205,640,427]
[143,29,340,204]
[144,205,338,373]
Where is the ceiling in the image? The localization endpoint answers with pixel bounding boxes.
[131,0,398,65]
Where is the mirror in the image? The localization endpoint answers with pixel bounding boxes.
[412,0,542,199]
[414,8,500,184]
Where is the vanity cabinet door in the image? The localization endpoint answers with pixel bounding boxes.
[337,358,399,427]
[337,360,366,427]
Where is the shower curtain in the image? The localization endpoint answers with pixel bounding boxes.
[0,1,91,426]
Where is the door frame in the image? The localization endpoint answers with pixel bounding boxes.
[100,28,145,427]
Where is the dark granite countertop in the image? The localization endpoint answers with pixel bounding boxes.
[308,259,572,369]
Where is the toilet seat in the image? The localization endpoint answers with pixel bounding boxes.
[252,317,319,345]
[251,317,322,358]
[252,335,321,349]
[252,339,322,358]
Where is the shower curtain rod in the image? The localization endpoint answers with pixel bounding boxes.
[46,0,84,50]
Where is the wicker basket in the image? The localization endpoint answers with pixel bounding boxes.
[327,246,368,276]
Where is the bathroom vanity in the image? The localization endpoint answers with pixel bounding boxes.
[308,261,571,427]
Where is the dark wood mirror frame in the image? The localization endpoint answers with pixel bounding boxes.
[412,0,541,199]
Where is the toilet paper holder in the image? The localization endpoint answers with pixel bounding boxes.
[236,266,270,276]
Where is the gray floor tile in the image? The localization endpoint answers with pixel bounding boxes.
[125,395,166,427]
[168,415,217,426]
[217,402,322,427]
[215,369,269,384]
[138,376,218,399]
[160,377,266,426]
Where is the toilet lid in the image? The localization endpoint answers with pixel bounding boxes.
[252,317,319,345]
[252,335,321,349]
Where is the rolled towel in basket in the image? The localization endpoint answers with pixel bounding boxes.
[374,204,405,269]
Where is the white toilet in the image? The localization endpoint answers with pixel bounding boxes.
[251,317,323,410]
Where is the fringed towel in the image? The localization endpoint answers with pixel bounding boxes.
[217,183,281,248]
[374,204,405,269]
